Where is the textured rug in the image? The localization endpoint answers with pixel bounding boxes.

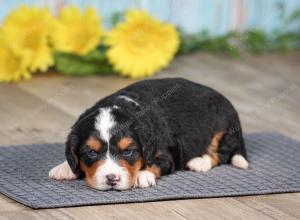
[0,132,299,209]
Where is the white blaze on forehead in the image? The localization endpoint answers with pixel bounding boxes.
[92,107,131,190]
[95,107,116,143]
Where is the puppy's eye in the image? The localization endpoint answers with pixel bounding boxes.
[123,149,133,157]
[87,149,98,159]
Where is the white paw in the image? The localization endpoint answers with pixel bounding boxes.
[134,170,156,188]
[231,154,249,169]
[48,161,77,180]
[187,155,212,172]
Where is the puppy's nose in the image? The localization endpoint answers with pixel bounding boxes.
[106,174,119,185]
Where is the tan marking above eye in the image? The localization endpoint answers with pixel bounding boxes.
[86,137,102,151]
[118,137,134,150]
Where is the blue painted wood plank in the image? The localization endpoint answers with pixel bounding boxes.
[0,0,299,34]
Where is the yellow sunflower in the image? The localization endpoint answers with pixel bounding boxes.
[106,10,179,78]
[2,6,54,72]
[51,6,104,56]
[0,36,31,82]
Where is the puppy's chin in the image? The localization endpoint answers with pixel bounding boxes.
[89,182,131,191]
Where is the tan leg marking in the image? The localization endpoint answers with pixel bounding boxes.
[207,131,224,167]
[187,131,224,172]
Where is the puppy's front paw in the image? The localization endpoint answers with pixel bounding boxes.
[48,161,77,180]
[134,170,156,188]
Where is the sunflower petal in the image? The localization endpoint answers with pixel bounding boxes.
[106,10,179,78]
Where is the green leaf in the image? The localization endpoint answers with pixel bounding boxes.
[109,11,124,26]
[274,32,300,51]
[242,29,270,54]
[54,50,114,76]
[83,49,107,61]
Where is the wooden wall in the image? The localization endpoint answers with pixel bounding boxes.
[1,0,299,34]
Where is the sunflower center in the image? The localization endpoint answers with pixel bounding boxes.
[127,24,156,53]
[67,25,92,53]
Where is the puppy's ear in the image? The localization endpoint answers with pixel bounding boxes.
[65,131,81,175]
[134,109,172,166]
[136,122,158,166]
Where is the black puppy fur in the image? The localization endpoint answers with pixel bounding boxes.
[66,78,247,178]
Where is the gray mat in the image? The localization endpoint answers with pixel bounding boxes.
[0,132,299,209]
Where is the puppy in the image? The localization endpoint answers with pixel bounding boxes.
[49,78,248,190]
